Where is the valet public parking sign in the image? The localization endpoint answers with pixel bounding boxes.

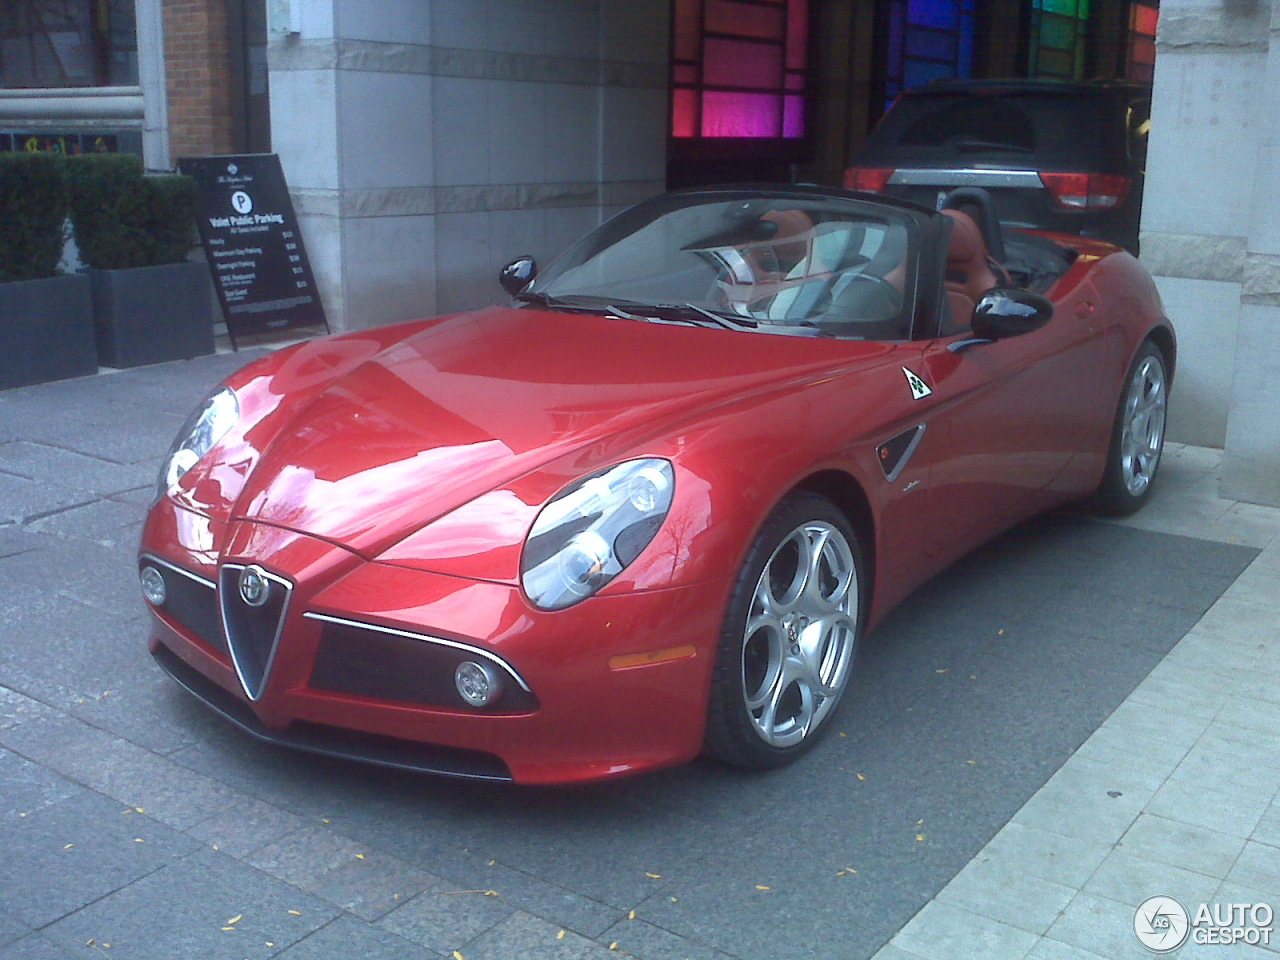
[180,155,328,348]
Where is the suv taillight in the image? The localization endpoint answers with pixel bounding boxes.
[1039,172,1132,211]
[843,167,895,193]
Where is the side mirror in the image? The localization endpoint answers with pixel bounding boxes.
[499,256,537,296]
[971,288,1054,340]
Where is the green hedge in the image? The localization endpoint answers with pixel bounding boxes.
[66,154,197,270]
[0,153,68,282]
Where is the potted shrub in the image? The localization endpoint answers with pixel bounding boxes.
[0,152,97,390]
[66,153,214,368]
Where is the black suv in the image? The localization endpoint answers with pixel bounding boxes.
[844,79,1151,253]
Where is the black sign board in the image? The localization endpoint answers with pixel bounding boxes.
[179,154,327,347]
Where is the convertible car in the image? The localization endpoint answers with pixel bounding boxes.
[140,185,1173,784]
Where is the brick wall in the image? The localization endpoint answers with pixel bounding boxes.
[163,0,235,161]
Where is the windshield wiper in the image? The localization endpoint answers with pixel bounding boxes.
[951,138,1034,154]
[607,301,758,330]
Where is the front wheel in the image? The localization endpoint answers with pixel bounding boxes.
[704,492,863,769]
[1094,340,1169,515]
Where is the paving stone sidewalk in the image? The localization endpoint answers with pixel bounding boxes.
[2,353,1277,960]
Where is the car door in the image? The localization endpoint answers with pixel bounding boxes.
[910,277,1106,558]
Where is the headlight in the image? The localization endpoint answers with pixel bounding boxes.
[520,458,675,610]
[154,386,239,501]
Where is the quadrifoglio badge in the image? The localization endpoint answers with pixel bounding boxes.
[1134,896,1274,951]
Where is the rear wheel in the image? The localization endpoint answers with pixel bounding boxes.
[704,492,862,769]
[1094,340,1168,515]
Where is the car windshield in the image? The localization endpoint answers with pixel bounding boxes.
[526,192,916,339]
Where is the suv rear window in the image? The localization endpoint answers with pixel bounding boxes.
[864,91,1123,168]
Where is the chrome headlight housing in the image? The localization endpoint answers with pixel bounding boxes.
[154,386,239,501]
[520,458,675,610]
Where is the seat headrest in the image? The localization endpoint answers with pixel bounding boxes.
[942,209,987,263]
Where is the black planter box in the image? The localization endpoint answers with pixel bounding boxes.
[0,274,97,390]
[90,261,215,368]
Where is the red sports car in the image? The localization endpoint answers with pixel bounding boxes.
[140,186,1173,784]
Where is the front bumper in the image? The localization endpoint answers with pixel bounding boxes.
[142,506,724,784]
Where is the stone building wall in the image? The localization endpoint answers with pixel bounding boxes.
[1140,0,1280,504]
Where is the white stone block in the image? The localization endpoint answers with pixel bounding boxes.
[1153,275,1241,447]
[338,71,434,190]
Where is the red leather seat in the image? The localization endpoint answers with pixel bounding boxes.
[941,208,999,334]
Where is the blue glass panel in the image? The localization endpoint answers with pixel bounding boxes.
[908,0,959,30]
[904,58,954,88]
[958,15,974,75]
[887,0,906,81]
[906,27,957,62]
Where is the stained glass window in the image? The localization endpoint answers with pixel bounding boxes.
[1127,2,1157,82]
[882,0,976,107]
[1028,0,1090,80]
[670,0,809,139]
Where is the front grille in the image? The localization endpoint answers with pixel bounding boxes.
[153,643,513,782]
[219,563,293,701]
[139,555,226,655]
[307,613,538,713]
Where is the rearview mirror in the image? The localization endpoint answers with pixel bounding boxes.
[971,288,1054,341]
[499,256,537,296]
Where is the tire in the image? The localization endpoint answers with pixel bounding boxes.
[704,491,863,769]
[1094,340,1169,515]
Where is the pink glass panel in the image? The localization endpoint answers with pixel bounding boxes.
[701,91,781,137]
[786,0,809,69]
[704,37,783,88]
[672,88,698,138]
[674,0,702,60]
[1131,3,1158,34]
[783,95,805,138]
[706,0,785,39]
[674,64,698,84]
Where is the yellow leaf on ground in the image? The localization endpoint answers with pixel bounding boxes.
[609,943,619,951]
[935,668,948,674]
[221,927,235,932]
[134,807,144,813]
[557,930,566,940]
[645,872,662,879]
[916,834,925,842]
[287,909,301,916]
[226,915,242,925]
[916,819,924,825]
[355,853,365,859]
[966,760,976,765]
[453,951,465,960]
[628,909,636,919]
[856,773,865,781]
[755,885,771,891]
[320,818,330,823]
[487,859,496,866]
[63,843,73,850]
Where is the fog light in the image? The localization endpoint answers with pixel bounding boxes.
[140,566,166,606]
[455,660,503,708]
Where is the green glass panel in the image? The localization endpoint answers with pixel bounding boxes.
[1040,14,1079,50]
[1041,0,1078,16]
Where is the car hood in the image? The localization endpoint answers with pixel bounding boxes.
[233,306,894,556]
